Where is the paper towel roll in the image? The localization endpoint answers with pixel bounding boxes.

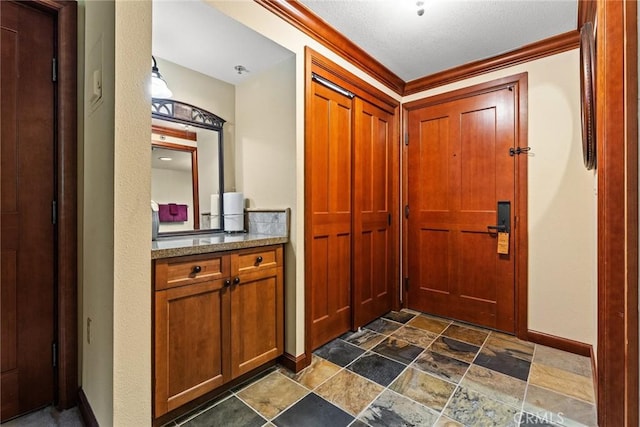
[223,192,244,232]
[223,192,244,215]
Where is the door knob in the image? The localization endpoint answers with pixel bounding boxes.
[224,279,231,287]
[256,256,263,264]
[192,265,202,274]
[233,277,240,285]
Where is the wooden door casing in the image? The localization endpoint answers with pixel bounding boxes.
[352,97,396,328]
[306,81,353,350]
[1,2,56,420]
[407,85,518,332]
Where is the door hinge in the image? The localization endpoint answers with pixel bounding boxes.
[509,146,531,156]
[404,205,409,219]
[404,133,409,146]
[388,213,391,226]
[52,342,57,367]
[52,200,57,225]
[52,58,57,82]
[404,277,409,291]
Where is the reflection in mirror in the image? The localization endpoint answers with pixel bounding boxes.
[151,100,225,235]
[151,139,198,232]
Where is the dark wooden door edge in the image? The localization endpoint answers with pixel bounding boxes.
[402,73,529,339]
[16,0,78,411]
[526,330,592,357]
[77,388,98,427]
[596,1,639,426]
[278,352,310,373]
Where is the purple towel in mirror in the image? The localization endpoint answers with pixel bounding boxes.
[159,204,188,222]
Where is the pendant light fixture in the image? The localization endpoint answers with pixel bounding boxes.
[151,56,173,98]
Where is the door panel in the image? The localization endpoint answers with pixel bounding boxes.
[353,98,396,328]
[307,82,352,350]
[1,2,56,420]
[408,88,516,332]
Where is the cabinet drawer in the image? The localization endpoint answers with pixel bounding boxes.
[155,253,230,291]
[232,246,282,276]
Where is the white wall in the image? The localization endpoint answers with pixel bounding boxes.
[404,50,598,347]
[235,56,296,352]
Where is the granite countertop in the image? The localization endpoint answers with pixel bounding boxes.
[151,232,288,259]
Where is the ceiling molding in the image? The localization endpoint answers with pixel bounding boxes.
[403,30,580,95]
[255,0,405,94]
[257,1,580,98]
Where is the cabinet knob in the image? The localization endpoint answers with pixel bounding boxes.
[224,279,231,287]
[256,256,263,264]
[192,265,202,274]
[233,276,240,285]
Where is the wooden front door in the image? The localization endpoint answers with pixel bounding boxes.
[1,2,56,420]
[306,80,353,350]
[407,84,518,332]
[352,97,396,328]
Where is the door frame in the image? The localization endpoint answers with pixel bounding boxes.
[402,73,529,339]
[594,1,639,425]
[19,0,78,410]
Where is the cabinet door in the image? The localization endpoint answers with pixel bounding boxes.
[154,279,230,417]
[229,267,283,379]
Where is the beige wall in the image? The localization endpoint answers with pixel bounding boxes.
[80,0,152,425]
[404,50,598,346]
[80,1,115,424]
[235,56,297,353]
[112,1,152,425]
[154,58,236,191]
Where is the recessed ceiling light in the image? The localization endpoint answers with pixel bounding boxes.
[159,157,172,161]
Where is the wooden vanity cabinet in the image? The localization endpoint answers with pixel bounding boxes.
[153,245,283,419]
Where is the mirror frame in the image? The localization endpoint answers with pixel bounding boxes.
[152,98,226,234]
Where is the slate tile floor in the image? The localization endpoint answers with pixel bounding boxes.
[166,310,597,427]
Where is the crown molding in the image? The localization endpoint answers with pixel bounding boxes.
[255,0,405,94]
[404,30,579,95]
[257,1,580,97]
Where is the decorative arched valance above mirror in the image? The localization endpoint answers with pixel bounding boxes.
[152,98,226,235]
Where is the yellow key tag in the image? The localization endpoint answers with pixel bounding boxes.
[497,232,509,254]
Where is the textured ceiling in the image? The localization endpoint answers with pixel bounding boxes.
[153,0,578,86]
[299,0,578,81]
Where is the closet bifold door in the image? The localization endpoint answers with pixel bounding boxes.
[352,98,396,328]
[307,80,353,350]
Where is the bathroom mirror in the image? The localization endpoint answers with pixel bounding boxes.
[151,98,225,234]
